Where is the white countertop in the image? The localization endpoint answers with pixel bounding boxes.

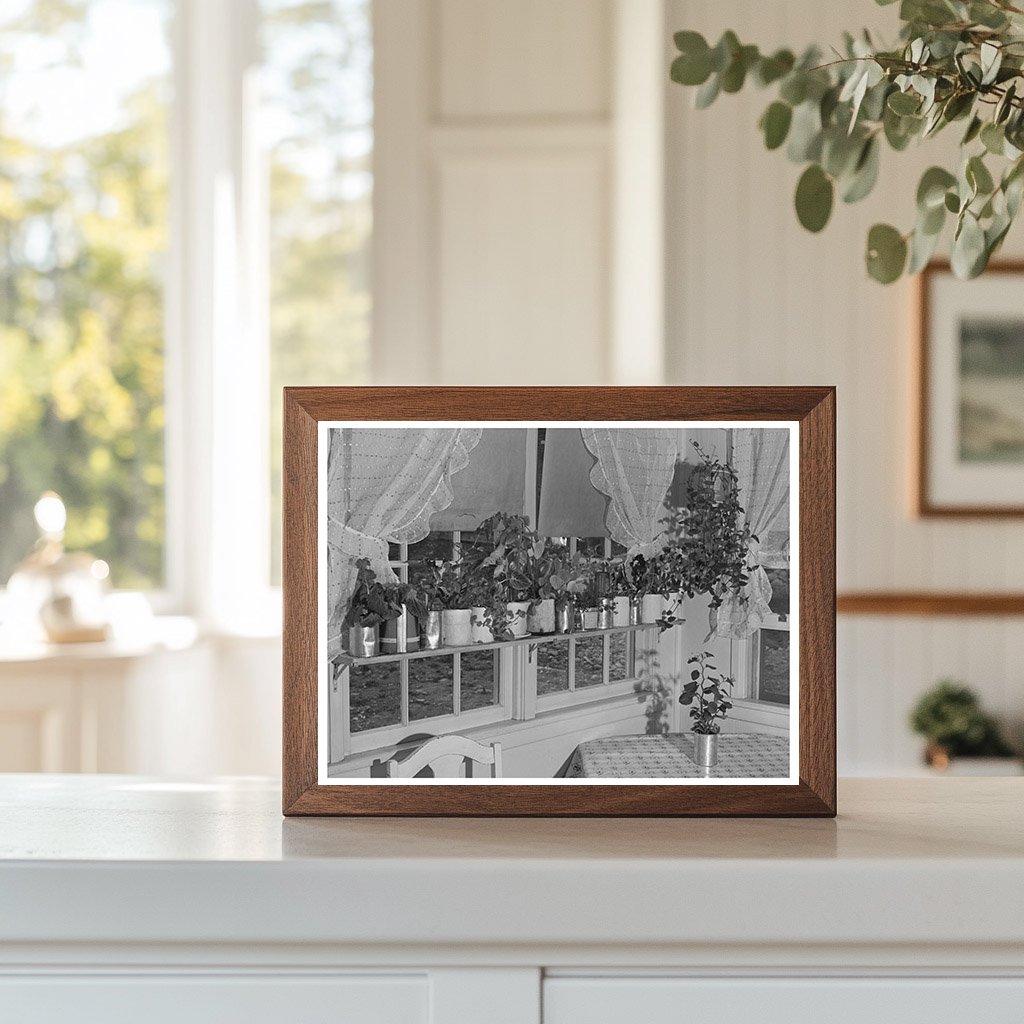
[1,775,1022,953]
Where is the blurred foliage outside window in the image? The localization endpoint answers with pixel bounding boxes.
[0,0,373,593]
[0,0,171,589]
[263,0,372,582]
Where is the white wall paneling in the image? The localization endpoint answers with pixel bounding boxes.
[664,0,1024,775]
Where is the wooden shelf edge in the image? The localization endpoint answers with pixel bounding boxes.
[838,592,1024,616]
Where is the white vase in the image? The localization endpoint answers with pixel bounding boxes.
[528,597,555,634]
[470,607,494,644]
[442,608,472,647]
[641,593,664,624]
[612,596,631,627]
[582,608,600,630]
[507,600,531,637]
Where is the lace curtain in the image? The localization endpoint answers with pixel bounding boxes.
[326,427,482,639]
[715,428,791,640]
[580,428,679,558]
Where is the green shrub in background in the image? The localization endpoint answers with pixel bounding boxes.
[909,680,1015,757]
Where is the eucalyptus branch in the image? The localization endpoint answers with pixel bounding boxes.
[670,0,1024,282]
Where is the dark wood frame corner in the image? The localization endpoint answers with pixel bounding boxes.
[916,260,1024,518]
[282,387,837,817]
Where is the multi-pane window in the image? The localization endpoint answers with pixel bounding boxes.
[735,566,791,707]
[0,0,172,588]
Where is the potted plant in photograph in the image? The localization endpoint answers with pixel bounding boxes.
[344,558,404,658]
[679,651,734,768]
[466,572,514,645]
[606,559,632,627]
[436,560,473,647]
[910,680,1018,772]
[406,565,446,650]
[526,540,566,635]
[474,513,535,638]
[623,554,649,625]
[570,570,606,631]
[665,442,753,611]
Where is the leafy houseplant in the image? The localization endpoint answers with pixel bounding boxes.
[679,651,735,768]
[527,541,568,633]
[344,557,404,657]
[472,513,536,637]
[406,566,447,650]
[910,679,1016,766]
[670,0,1024,283]
[663,442,752,611]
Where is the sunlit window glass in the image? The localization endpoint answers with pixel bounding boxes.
[0,0,172,588]
[261,0,373,581]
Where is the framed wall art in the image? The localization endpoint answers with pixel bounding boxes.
[917,261,1024,517]
[282,387,836,816]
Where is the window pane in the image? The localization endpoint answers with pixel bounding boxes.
[757,629,790,705]
[460,649,498,711]
[349,662,401,732]
[0,0,171,587]
[409,656,453,720]
[766,567,790,617]
[609,633,632,681]
[408,532,453,586]
[536,640,569,695]
[577,537,606,559]
[575,637,604,688]
[263,0,373,581]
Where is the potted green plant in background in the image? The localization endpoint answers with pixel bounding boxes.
[624,554,650,625]
[910,680,1018,772]
[380,578,418,653]
[344,557,404,658]
[679,651,735,768]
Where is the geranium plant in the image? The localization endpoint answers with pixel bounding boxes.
[679,651,735,734]
[344,558,405,628]
[671,0,1024,282]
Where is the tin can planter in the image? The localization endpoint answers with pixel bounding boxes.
[693,731,719,768]
[582,607,600,630]
[351,624,379,658]
[418,610,442,650]
[628,597,642,626]
[641,593,664,624]
[612,596,631,627]
[554,598,573,634]
[381,605,415,653]
[442,608,473,647]
[470,607,494,644]
[507,600,531,637]
[528,597,555,634]
[597,598,614,630]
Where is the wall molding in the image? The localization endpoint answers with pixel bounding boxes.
[837,593,1024,616]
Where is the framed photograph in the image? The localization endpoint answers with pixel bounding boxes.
[283,387,835,816]
[917,261,1024,517]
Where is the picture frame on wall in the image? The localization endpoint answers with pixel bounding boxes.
[282,387,836,817]
[917,261,1024,517]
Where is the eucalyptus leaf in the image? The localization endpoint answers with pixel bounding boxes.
[917,166,957,210]
[981,121,1005,155]
[967,154,995,195]
[795,164,834,232]
[866,223,908,283]
[888,90,921,115]
[842,137,880,203]
[787,100,824,162]
[908,221,942,273]
[694,73,721,109]
[951,211,986,278]
[760,101,792,150]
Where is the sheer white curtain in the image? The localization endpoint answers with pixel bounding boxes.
[580,428,678,558]
[715,428,791,639]
[326,428,481,639]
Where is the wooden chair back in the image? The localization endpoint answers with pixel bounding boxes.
[383,735,502,779]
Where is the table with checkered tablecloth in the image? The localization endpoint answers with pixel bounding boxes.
[560,732,790,779]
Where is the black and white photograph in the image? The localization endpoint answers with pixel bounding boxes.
[319,422,797,783]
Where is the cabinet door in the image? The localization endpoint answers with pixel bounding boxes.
[544,977,1024,1024]
[0,974,428,1024]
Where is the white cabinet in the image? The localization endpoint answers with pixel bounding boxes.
[544,977,1024,1024]
[0,975,428,1024]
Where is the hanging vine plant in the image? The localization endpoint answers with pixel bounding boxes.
[670,0,1024,283]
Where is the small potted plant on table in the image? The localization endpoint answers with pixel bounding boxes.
[407,565,446,650]
[605,560,632,627]
[679,651,734,768]
[473,513,536,638]
[436,561,473,647]
[527,541,566,635]
[344,558,404,658]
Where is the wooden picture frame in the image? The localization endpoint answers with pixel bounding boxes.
[917,260,1024,517]
[283,387,836,817]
